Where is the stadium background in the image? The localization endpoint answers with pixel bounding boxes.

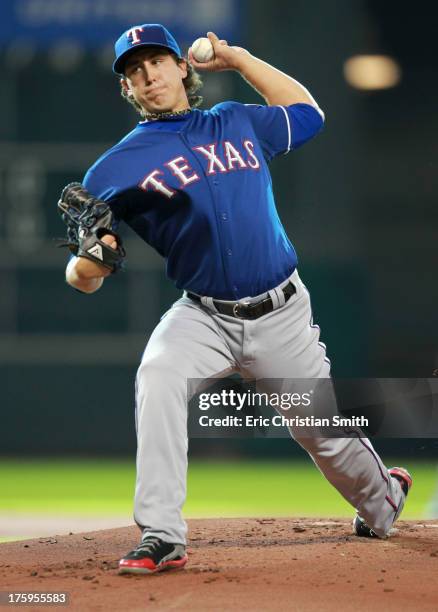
[0,0,437,539]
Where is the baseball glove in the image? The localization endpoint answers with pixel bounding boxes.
[57,182,125,273]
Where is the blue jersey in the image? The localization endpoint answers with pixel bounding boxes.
[83,101,324,300]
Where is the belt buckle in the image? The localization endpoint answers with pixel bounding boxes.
[233,301,250,319]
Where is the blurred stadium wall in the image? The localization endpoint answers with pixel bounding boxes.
[0,0,436,456]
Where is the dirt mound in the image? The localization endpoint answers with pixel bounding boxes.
[1,518,437,611]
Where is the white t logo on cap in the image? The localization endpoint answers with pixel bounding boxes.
[127,27,144,44]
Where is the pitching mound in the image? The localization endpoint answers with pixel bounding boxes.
[1,518,437,611]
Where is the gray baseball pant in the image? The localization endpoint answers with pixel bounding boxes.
[134,270,405,544]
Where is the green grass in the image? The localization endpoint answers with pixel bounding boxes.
[0,459,437,520]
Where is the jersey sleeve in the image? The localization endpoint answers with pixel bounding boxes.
[82,166,126,230]
[83,167,116,201]
[242,102,325,160]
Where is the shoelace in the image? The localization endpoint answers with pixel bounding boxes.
[135,537,162,554]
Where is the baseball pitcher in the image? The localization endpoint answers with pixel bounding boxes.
[58,24,412,574]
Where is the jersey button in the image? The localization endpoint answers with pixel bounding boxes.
[227,249,232,256]
[221,213,228,220]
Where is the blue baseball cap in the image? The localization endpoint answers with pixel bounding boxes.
[113,23,182,75]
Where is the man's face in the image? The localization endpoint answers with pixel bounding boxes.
[121,48,189,114]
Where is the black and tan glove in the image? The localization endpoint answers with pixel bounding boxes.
[57,182,125,273]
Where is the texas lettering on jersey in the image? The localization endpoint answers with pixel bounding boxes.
[83,102,325,298]
[140,139,260,198]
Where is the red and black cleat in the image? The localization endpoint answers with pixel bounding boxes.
[119,537,188,575]
[353,466,413,538]
[388,466,413,496]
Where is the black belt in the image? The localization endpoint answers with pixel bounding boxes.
[187,281,296,320]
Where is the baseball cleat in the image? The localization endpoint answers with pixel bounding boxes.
[353,466,413,538]
[352,515,379,538]
[118,536,188,575]
[388,466,412,496]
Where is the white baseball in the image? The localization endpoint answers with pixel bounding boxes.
[191,37,214,63]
